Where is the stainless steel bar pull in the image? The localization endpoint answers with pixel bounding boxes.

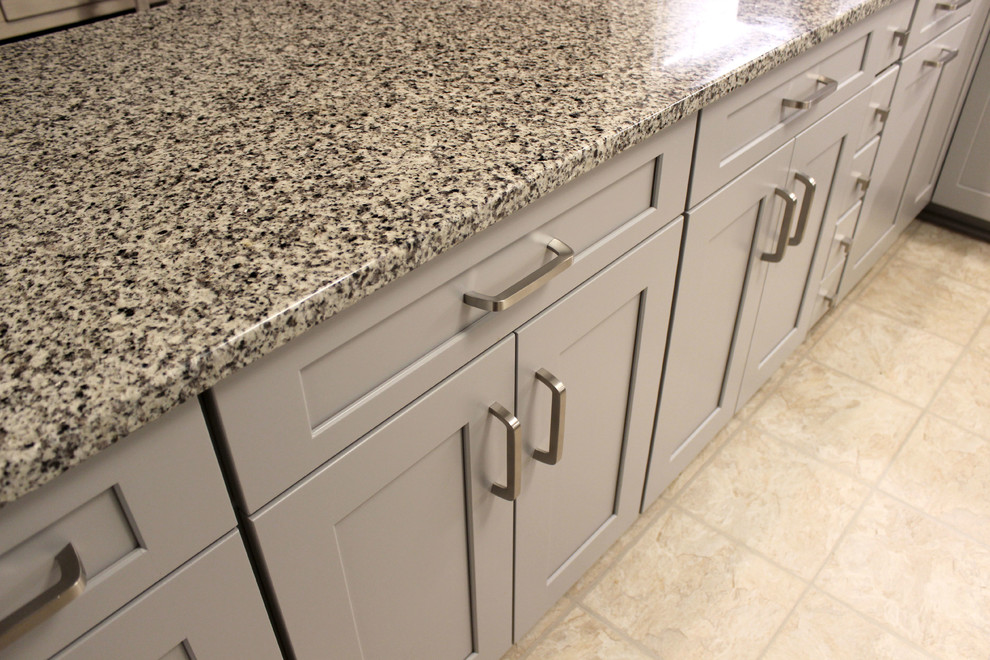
[924,48,960,69]
[0,544,87,651]
[762,188,798,263]
[936,0,971,10]
[893,29,911,46]
[532,368,566,466]
[788,172,817,246]
[464,238,574,312]
[489,403,522,501]
[782,74,838,110]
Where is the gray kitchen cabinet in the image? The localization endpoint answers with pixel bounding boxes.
[842,15,974,296]
[643,143,794,506]
[902,7,990,226]
[736,99,849,405]
[249,337,516,660]
[248,219,684,658]
[932,30,990,228]
[52,531,280,660]
[512,218,681,636]
[0,399,272,659]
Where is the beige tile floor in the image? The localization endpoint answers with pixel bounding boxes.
[500,221,990,660]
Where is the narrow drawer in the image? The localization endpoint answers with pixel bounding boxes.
[855,66,899,151]
[862,0,916,74]
[691,0,910,205]
[53,531,280,659]
[832,135,881,220]
[823,199,862,277]
[0,400,235,660]
[903,0,977,55]
[213,117,695,513]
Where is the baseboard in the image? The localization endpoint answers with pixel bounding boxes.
[919,203,990,243]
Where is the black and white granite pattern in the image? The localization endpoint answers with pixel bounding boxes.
[0,0,896,505]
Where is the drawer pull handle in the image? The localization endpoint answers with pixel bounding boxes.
[464,238,574,312]
[893,29,911,47]
[0,544,87,650]
[936,0,971,10]
[872,105,891,122]
[532,368,566,466]
[836,233,853,251]
[489,402,521,501]
[924,48,960,69]
[788,172,817,246]
[856,176,872,192]
[762,188,798,263]
[782,74,838,111]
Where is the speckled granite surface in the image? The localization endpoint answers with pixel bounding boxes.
[0,0,898,505]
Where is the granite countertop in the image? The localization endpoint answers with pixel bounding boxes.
[0,0,895,505]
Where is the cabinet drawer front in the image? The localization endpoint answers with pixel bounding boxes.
[823,199,863,281]
[855,66,899,151]
[904,0,978,55]
[52,532,280,660]
[0,400,234,660]
[832,134,881,222]
[214,118,695,513]
[250,338,515,660]
[0,0,135,40]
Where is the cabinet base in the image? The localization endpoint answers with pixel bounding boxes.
[920,203,990,243]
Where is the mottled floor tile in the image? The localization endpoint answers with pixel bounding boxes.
[678,427,869,579]
[763,589,930,660]
[816,493,990,659]
[882,415,990,546]
[663,419,740,499]
[582,507,804,660]
[930,348,990,438]
[750,360,920,482]
[501,597,574,660]
[897,222,990,291]
[856,257,990,344]
[736,350,804,421]
[567,493,671,599]
[809,303,961,406]
[523,607,653,660]
[971,317,990,357]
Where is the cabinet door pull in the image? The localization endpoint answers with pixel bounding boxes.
[761,188,798,263]
[788,172,817,246]
[464,238,574,312]
[0,544,87,651]
[782,74,838,111]
[856,175,872,192]
[872,105,891,122]
[532,368,566,465]
[893,29,911,46]
[924,48,960,69]
[489,403,522,501]
[936,0,971,11]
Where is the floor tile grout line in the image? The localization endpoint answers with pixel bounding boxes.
[574,601,665,660]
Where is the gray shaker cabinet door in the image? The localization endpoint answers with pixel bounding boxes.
[642,142,794,508]
[512,218,683,639]
[249,337,516,660]
[737,103,848,405]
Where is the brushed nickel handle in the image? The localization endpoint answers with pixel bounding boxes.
[835,233,853,251]
[0,544,87,650]
[762,188,798,263]
[532,368,566,466]
[782,74,838,110]
[788,172,817,246]
[936,0,971,10]
[924,48,960,69]
[856,175,872,192]
[872,104,891,122]
[893,29,911,46]
[489,403,521,501]
[464,238,574,312]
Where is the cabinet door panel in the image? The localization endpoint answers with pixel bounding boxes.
[843,27,966,295]
[739,99,849,404]
[643,144,793,507]
[250,338,515,660]
[513,219,683,638]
